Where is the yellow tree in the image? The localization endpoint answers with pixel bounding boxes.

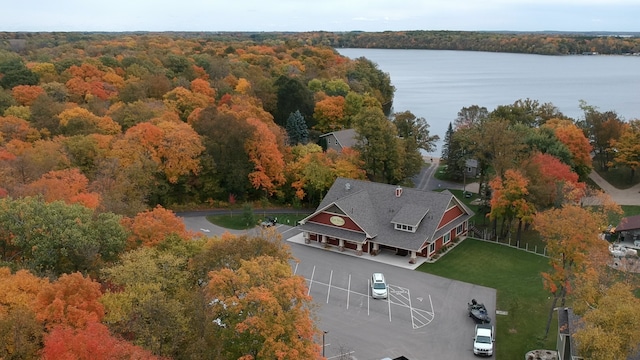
[572,282,640,360]
[0,268,49,359]
[313,95,346,133]
[206,255,320,360]
[58,107,121,136]
[163,86,211,122]
[534,204,614,338]
[155,120,204,183]
[488,169,535,241]
[609,119,640,181]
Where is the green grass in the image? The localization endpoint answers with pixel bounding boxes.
[206,212,311,230]
[417,239,556,360]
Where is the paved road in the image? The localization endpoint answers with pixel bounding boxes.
[588,170,640,206]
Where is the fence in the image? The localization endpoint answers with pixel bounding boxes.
[468,224,548,257]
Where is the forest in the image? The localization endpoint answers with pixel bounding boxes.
[0,32,433,359]
[0,32,639,359]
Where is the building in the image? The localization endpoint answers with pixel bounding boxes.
[557,308,582,360]
[319,128,358,153]
[615,214,640,248]
[298,178,474,264]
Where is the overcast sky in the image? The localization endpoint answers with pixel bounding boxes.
[3,0,638,33]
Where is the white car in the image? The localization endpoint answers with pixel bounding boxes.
[473,323,494,357]
[371,273,388,299]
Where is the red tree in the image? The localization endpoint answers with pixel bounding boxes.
[42,322,162,360]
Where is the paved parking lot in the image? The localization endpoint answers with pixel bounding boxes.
[288,242,497,360]
[293,261,435,331]
[178,216,498,360]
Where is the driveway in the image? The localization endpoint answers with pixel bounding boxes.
[588,170,640,206]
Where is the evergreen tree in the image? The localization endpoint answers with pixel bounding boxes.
[285,110,309,145]
[441,122,454,162]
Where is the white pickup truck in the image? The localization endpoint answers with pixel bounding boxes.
[473,323,494,357]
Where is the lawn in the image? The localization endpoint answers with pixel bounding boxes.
[206,212,311,230]
[417,239,556,360]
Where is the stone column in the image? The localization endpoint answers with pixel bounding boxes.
[356,243,363,256]
[371,242,379,256]
[304,232,310,244]
[321,235,328,248]
[339,239,345,251]
[409,250,417,264]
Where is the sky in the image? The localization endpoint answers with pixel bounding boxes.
[3,0,639,33]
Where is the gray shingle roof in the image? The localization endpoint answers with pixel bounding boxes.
[301,177,474,252]
[319,128,358,149]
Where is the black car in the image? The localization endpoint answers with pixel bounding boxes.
[260,217,277,227]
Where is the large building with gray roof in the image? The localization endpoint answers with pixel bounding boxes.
[299,177,474,264]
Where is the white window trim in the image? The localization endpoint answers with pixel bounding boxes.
[443,233,450,245]
[429,242,435,254]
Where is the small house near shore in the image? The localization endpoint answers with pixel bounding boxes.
[319,128,358,153]
[299,177,474,264]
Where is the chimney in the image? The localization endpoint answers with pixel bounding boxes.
[395,186,402,197]
[345,182,351,191]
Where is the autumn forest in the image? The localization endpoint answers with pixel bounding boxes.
[0,31,639,359]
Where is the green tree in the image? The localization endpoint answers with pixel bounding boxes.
[0,197,127,276]
[353,106,403,183]
[454,105,488,130]
[101,245,195,358]
[274,75,314,128]
[391,110,439,153]
[346,57,395,114]
[285,110,309,145]
[0,57,39,89]
[578,101,624,171]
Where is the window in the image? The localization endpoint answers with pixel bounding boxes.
[407,226,413,232]
[429,242,435,253]
[443,233,450,244]
[402,224,407,230]
[395,223,401,230]
[456,223,464,235]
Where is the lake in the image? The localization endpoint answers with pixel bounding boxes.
[337,48,640,156]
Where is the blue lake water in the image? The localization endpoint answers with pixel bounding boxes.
[337,48,640,156]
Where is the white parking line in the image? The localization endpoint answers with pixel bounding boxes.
[327,351,355,359]
[293,262,299,275]
[347,274,351,310]
[307,266,315,296]
[326,270,333,304]
[408,287,414,329]
[297,268,435,329]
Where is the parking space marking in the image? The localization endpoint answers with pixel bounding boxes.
[347,274,351,310]
[295,266,435,329]
[326,270,333,304]
[307,265,316,296]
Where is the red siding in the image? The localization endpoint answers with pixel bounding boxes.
[438,206,464,229]
[308,212,364,232]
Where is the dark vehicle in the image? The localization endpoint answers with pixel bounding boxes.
[468,299,491,324]
[260,216,278,228]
